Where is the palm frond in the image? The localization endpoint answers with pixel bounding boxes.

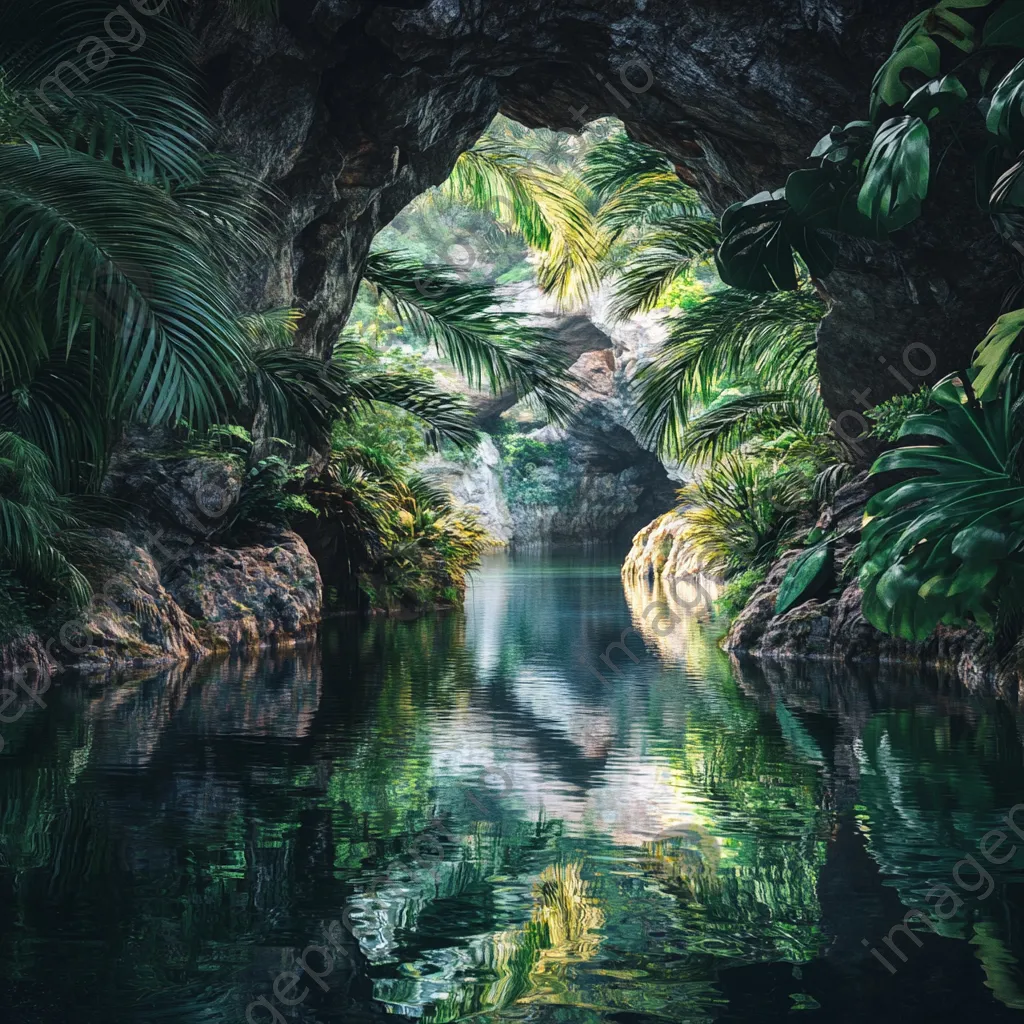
[0,431,90,606]
[247,347,351,448]
[172,158,280,277]
[674,454,808,577]
[0,144,246,428]
[360,250,579,423]
[678,389,796,464]
[440,146,606,305]
[0,344,113,492]
[631,286,825,457]
[240,307,304,349]
[1,0,209,183]
[597,172,706,239]
[608,217,721,320]
[340,364,480,450]
[581,132,676,197]
[441,146,554,249]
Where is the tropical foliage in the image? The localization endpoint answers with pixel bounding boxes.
[859,371,1024,643]
[601,137,840,590]
[0,3,572,624]
[700,0,1024,639]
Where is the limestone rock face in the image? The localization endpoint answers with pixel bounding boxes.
[163,530,323,652]
[191,0,1011,417]
[418,437,514,546]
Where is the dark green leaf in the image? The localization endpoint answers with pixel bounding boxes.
[857,116,931,232]
[987,58,1024,145]
[775,542,834,615]
[983,2,1024,47]
[904,74,969,120]
[716,191,838,292]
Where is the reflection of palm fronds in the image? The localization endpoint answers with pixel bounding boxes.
[532,861,604,961]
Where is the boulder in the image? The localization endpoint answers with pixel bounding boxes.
[65,530,207,672]
[163,530,322,651]
[104,431,243,539]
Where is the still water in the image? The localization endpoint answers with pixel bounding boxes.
[3,551,1024,1022]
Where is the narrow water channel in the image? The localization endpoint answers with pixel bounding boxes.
[2,551,1024,1022]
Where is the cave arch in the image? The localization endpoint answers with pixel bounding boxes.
[190,0,1012,417]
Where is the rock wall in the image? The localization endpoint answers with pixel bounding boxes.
[421,285,676,545]
[191,0,1011,417]
[417,437,515,545]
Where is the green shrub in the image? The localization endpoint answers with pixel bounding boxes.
[716,565,769,620]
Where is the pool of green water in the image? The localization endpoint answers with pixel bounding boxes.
[2,550,1024,1022]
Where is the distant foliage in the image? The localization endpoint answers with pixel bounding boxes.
[497,432,574,507]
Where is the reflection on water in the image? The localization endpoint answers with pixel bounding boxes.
[2,550,1024,1022]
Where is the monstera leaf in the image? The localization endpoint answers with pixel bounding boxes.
[987,58,1024,145]
[871,0,992,117]
[857,116,932,232]
[983,1,1024,47]
[775,541,835,615]
[859,374,1024,641]
[972,308,1024,398]
[904,74,969,120]
[716,190,838,292]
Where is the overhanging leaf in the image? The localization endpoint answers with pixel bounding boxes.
[857,116,931,232]
[716,190,838,292]
[871,1,991,116]
[987,58,1024,146]
[982,2,1024,47]
[972,308,1024,398]
[904,74,969,120]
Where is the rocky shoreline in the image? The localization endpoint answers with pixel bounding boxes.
[0,434,323,682]
[720,476,1021,703]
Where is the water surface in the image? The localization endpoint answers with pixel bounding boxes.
[3,550,1024,1022]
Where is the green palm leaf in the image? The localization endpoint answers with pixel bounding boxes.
[0,431,90,606]
[360,250,579,424]
[440,145,606,304]
[0,144,246,429]
[608,217,721,320]
[631,286,825,458]
[1,0,209,183]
